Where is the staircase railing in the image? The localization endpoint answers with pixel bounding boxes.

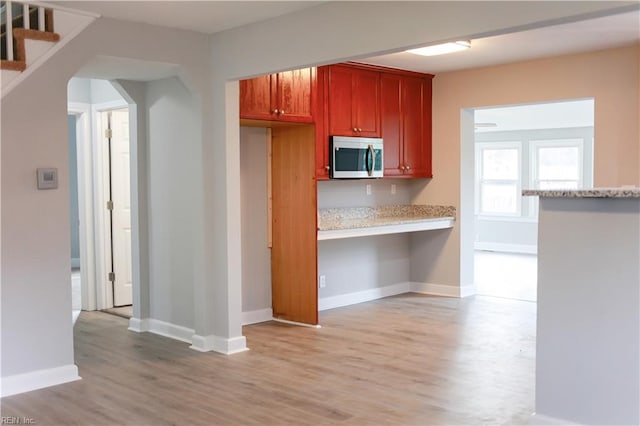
[1,0,54,61]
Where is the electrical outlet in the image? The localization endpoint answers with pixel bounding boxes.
[391,184,396,195]
[319,275,326,288]
[366,184,372,195]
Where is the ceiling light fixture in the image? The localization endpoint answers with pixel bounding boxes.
[406,40,471,57]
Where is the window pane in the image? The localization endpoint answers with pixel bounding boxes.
[482,148,518,180]
[538,180,579,190]
[538,146,579,180]
[481,183,518,214]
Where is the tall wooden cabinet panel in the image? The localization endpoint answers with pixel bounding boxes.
[381,72,433,178]
[240,68,315,123]
[271,125,318,326]
[327,65,380,137]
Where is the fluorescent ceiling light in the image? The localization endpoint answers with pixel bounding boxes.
[406,41,471,57]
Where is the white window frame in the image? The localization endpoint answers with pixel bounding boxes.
[529,138,585,190]
[475,141,523,218]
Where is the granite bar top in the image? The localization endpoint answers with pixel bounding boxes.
[318,204,456,231]
[522,188,640,199]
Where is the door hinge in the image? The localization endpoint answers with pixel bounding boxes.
[105,128,113,139]
[107,200,114,210]
[108,272,115,282]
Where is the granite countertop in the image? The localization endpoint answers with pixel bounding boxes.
[522,188,640,199]
[318,205,456,231]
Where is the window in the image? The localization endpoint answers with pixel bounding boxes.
[530,139,584,190]
[476,142,522,216]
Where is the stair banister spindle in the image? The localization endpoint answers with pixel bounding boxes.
[23,2,29,29]
[6,1,14,60]
[37,5,44,31]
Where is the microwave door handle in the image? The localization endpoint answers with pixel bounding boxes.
[367,144,374,176]
[370,145,376,175]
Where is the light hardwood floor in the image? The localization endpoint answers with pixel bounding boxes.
[2,294,535,425]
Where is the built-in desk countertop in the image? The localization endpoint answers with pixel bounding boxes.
[317,205,456,241]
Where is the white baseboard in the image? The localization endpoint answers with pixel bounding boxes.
[242,308,273,325]
[128,317,150,333]
[410,282,476,298]
[148,319,195,344]
[128,318,194,344]
[1,364,81,397]
[475,242,537,254]
[190,334,248,355]
[530,413,578,425]
[318,282,410,311]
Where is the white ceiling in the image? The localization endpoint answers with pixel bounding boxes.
[360,10,640,74]
[52,2,639,75]
[51,1,324,34]
[474,99,595,132]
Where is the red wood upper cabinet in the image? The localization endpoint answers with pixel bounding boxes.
[240,75,272,120]
[315,66,330,180]
[381,72,433,178]
[327,65,380,137]
[240,68,315,123]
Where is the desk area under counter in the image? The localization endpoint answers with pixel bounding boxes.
[317,205,456,240]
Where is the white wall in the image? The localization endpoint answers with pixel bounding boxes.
[146,77,200,329]
[535,198,640,424]
[239,127,271,313]
[67,77,123,105]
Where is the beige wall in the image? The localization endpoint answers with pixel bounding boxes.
[430,43,640,195]
[411,44,640,288]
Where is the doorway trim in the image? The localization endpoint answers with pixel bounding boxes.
[68,102,96,311]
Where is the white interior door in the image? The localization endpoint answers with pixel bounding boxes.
[109,108,133,306]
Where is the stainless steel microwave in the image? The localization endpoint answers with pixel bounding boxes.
[330,136,383,179]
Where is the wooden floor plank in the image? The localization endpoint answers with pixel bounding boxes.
[1,294,535,425]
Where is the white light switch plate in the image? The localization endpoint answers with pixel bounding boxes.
[37,168,58,190]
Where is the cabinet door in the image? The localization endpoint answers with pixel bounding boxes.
[402,76,425,177]
[403,76,432,177]
[239,74,273,120]
[381,74,403,176]
[315,66,330,180]
[352,69,381,137]
[275,68,315,123]
[328,65,355,136]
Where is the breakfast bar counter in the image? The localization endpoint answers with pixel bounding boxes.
[523,188,640,424]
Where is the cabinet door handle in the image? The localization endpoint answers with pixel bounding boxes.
[405,165,411,171]
[280,110,285,115]
[325,166,330,171]
[357,128,362,132]
[352,127,358,132]
[272,109,280,115]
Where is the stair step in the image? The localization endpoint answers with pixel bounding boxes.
[0,59,26,71]
[0,28,59,66]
